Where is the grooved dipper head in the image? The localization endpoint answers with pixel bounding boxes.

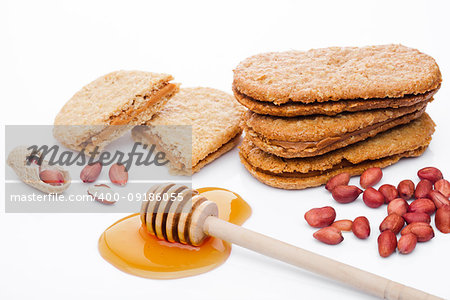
[140,183,218,246]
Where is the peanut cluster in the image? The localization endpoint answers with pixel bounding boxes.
[304,167,450,257]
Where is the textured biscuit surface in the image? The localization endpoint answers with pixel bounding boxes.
[241,113,435,173]
[53,70,177,151]
[244,101,427,141]
[55,70,174,125]
[239,113,435,189]
[233,44,441,104]
[234,85,437,117]
[244,102,427,158]
[245,107,425,158]
[245,104,426,158]
[142,87,246,169]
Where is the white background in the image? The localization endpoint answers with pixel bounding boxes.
[1,0,449,299]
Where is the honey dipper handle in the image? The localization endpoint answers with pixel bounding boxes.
[203,217,442,300]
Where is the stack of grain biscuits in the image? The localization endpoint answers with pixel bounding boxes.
[233,44,441,189]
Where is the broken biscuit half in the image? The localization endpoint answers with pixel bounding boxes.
[132,87,246,174]
[53,70,179,153]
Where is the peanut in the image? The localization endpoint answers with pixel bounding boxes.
[378,230,397,258]
[304,206,336,228]
[401,222,434,242]
[403,212,431,224]
[360,167,382,189]
[313,226,344,245]
[397,180,415,200]
[387,198,409,216]
[331,185,362,204]
[397,233,417,254]
[414,179,433,199]
[408,198,436,216]
[435,206,450,234]
[379,214,404,234]
[362,187,384,208]
[325,173,350,191]
[435,179,450,198]
[331,219,353,232]
[39,169,64,186]
[378,184,399,204]
[428,190,450,209]
[109,163,128,186]
[80,162,102,183]
[352,216,370,239]
[417,167,443,184]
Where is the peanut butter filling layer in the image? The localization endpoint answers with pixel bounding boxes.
[233,84,438,117]
[111,83,178,125]
[268,117,403,151]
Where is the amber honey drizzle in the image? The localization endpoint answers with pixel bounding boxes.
[98,187,251,279]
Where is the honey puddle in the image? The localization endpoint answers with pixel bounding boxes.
[98,187,252,279]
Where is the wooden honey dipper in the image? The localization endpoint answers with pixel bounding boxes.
[140,183,442,300]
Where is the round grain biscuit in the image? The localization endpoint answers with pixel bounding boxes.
[239,113,435,189]
[233,44,441,104]
[233,85,437,117]
[244,102,428,158]
[240,113,435,175]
